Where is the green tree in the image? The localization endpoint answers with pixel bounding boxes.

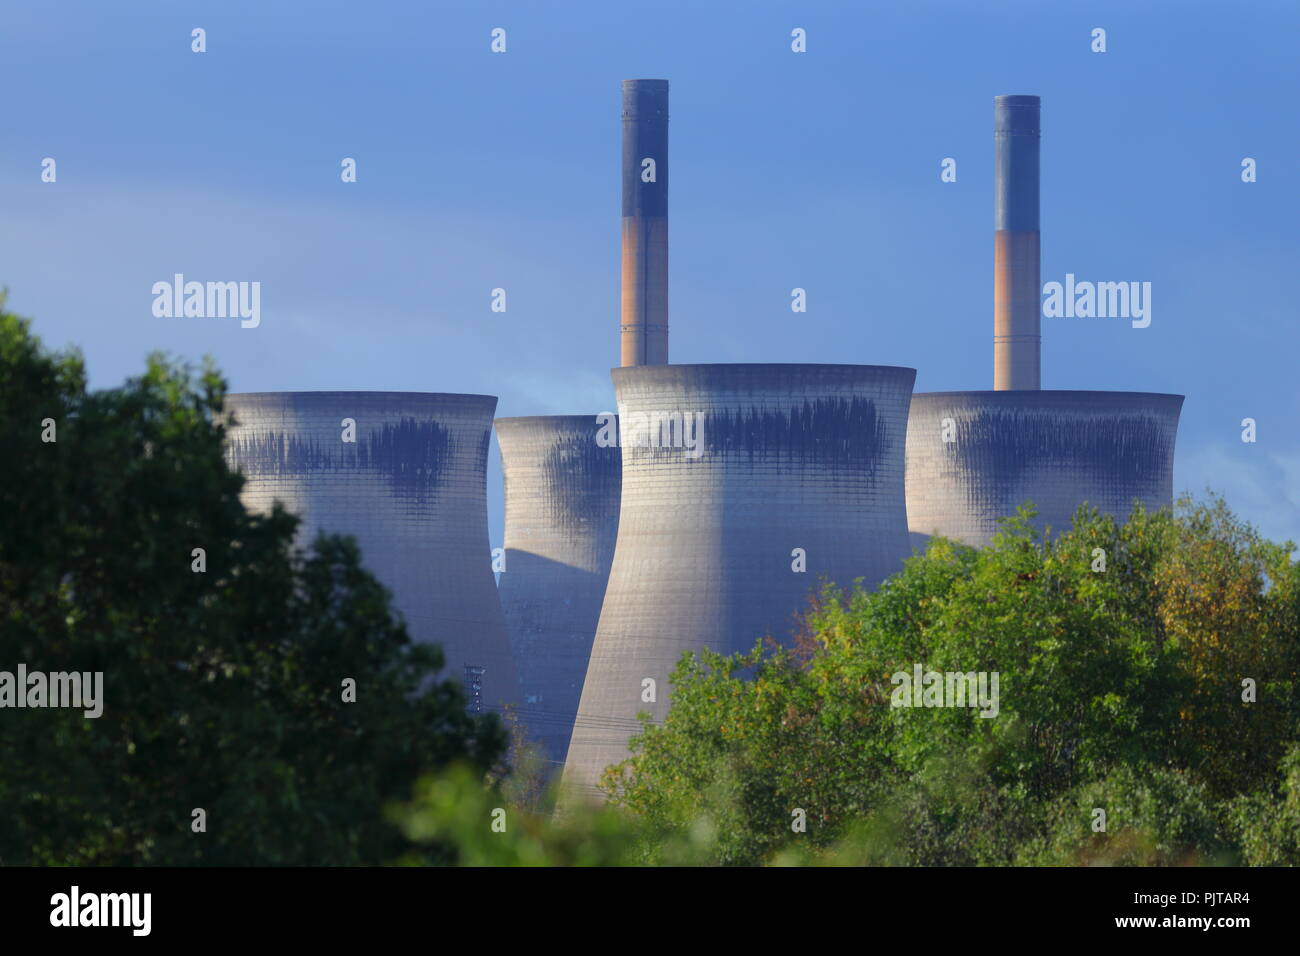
[1022,765,1237,866]
[1230,743,1300,866]
[1153,495,1300,795]
[0,299,506,865]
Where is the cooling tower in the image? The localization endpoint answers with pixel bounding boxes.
[620,78,669,366]
[905,95,1183,547]
[223,391,519,713]
[562,363,916,796]
[495,416,622,768]
[905,391,1183,548]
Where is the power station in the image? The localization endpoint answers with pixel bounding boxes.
[223,391,520,713]
[212,86,1183,798]
[905,96,1183,548]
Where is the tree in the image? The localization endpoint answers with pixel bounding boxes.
[0,298,506,865]
[1231,743,1300,866]
[1152,495,1300,795]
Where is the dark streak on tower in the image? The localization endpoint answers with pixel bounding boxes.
[620,79,669,367]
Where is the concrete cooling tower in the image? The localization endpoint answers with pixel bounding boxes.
[562,363,916,796]
[495,417,622,769]
[905,95,1183,548]
[906,391,1183,547]
[223,391,520,713]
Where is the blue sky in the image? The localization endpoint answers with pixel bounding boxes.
[2,0,1297,549]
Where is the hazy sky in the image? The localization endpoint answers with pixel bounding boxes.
[3,0,1296,549]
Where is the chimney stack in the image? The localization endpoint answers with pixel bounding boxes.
[620,79,669,367]
[993,94,1040,390]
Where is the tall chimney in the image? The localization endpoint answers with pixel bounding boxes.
[993,94,1040,390]
[620,79,669,367]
